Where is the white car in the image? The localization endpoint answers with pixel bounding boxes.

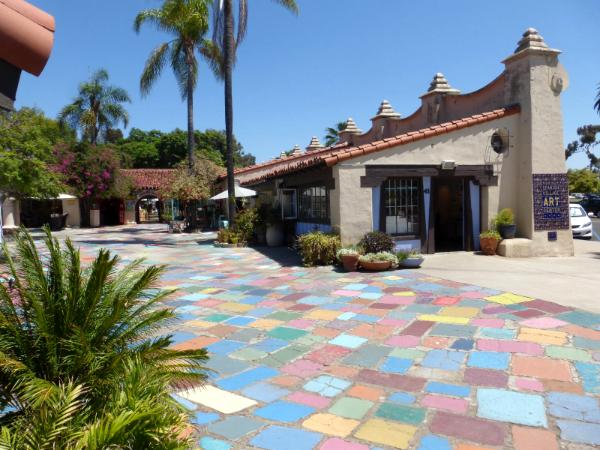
[570,203,593,239]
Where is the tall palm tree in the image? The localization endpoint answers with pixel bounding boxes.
[135,0,210,174]
[58,69,130,145]
[324,121,348,147]
[208,0,298,222]
[595,82,600,116]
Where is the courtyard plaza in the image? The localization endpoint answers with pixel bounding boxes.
[44,225,600,450]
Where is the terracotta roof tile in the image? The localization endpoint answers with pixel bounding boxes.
[122,169,176,191]
[235,106,519,184]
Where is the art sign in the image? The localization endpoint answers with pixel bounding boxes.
[532,173,569,231]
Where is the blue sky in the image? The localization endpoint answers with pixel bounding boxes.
[17,0,600,168]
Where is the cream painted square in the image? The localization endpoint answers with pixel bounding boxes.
[176,385,257,414]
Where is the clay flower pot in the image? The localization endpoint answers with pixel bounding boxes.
[480,236,500,255]
[341,254,359,271]
[360,260,392,271]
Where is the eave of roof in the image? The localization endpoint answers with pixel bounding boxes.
[235,106,520,185]
[121,168,176,191]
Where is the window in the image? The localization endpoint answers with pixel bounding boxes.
[281,189,297,219]
[382,177,420,235]
[298,186,329,223]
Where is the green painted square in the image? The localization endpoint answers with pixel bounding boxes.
[375,402,426,424]
[268,311,301,321]
[295,334,327,346]
[230,347,267,361]
[262,346,308,367]
[328,397,373,420]
[204,313,233,323]
[390,348,426,359]
[268,327,308,341]
[545,345,591,362]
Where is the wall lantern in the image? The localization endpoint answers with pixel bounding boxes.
[440,160,456,170]
[491,132,506,154]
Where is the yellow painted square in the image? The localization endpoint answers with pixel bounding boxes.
[249,319,284,330]
[518,327,567,345]
[200,287,220,294]
[306,310,341,321]
[184,320,216,328]
[354,418,416,449]
[418,314,470,325]
[303,414,359,437]
[439,306,480,318]
[383,275,404,281]
[485,292,532,305]
[393,291,415,297]
[218,302,253,313]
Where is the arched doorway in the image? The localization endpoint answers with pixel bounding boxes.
[135,195,163,224]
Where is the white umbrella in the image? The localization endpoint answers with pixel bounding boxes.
[210,185,256,200]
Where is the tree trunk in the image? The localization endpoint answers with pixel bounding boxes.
[224,0,236,224]
[79,197,91,228]
[186,44,198,231]
[0,193,5,246]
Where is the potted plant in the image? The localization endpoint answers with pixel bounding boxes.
[337,247,361,271]
[265,207,284,247]
[479,230,501,255]
[495,208,516,239]
[398,250,424,268]
[359,252,398,271]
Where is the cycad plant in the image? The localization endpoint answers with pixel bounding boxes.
[0,228,208,448]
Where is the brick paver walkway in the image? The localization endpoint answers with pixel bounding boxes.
[67,226,600,449]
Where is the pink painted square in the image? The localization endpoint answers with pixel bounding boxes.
[433,296,460,305]
[320,438,369,450]
[332,290,362,297]
[194,299,222,307]
[519,317,568,329]
[287,319,315,329]
[514,377,544,392]
[472,318,505,328]
[379,318,409,327]
[281,359,323,377]
[286,391,331,409]
[460,290,487,299]
[378,295,415,305]
[385,335,421,347]
[421,394,469,413]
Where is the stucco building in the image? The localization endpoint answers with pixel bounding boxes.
[233,29,574,257]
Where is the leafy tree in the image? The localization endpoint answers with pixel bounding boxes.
[135,0,211,173]
[208,0,298,222]
[119,140,160,168]
[565,83,600,171]
[0,108,70,243]
[567,168,600,193]
[0,228,208,448]
[160,155,221,202]
[324,121,347,147]
[58,69,130,145]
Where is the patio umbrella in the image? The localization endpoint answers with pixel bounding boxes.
[210,185,256,200]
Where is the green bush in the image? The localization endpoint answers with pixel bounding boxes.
[359,251,399,265]
[337,246,360,260]
[297,231,341,266]
[235,207,259,242]
[480,229,501,240]
[0,227,209,448]
[217,228,244,244]
[359,231,394,254]
[494,208,515,226]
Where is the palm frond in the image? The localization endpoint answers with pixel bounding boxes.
[272,0,299,15]
[140,42,170,97]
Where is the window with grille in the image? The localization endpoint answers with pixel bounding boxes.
[382,178,420,235]
[298,186,329,223]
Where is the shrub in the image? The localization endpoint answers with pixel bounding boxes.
[336,246,360,260]
[359,231,394,254]
[0,227,209,448]
[494,208,515,227]
[297,232,341,266]
[217,228,244,244]
[359,251,398,265]
[480,229,501,240]
[235,207,259,242]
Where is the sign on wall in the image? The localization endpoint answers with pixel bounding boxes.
[532,173,569,231]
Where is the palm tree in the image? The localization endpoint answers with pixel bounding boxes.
[595,82,600,115]
[58,69,130,145]
[324,121,348,147]
[135,0,211,174]
[208,0,298,222]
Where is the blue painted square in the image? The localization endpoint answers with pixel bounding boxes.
[388,392,416,405]
[575,362,600,394]
[425,382,470,398]
[199,436,231,450]
[216,366,279,391]
[548,392,600,422]
[243,382,290,402]
[206,340,246,355]
[193,412,220,425]
[451,338,474,351]
[249,308,275,317]
[352,314,379,323]
[170,331,197,344]
[252,338,289,353]
[303,376,351,397]
[329,334,367,349]
[255,401,315,423]
[337,312,357,321]
[479,327,516,340]
[381,357,412,374]
[343,283,368,290]
[468,351,510,370]
[170,393,197,410]
[359,292,383,300]
[418,435,452,450]
[225,316,256,326]
[421,349,465,371]
[240,295,264,305]
[250,425,322,450]
[179,292,209,301]
[477,388,547,427]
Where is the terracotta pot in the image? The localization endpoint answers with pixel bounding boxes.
[480,236,500,255]
[341,254,359,271]
[360,260,392,271]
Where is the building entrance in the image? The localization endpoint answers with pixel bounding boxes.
[433,177,464,252]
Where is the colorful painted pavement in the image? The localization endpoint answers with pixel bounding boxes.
[63,226,600,449]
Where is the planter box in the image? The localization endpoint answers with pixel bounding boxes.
[401,256,424,268]
[341,254,359,271]
[360,260,392,271]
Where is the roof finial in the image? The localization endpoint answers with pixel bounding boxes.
[514,28,548,53]
[306,136,324,151]
[343,117,362,135]
[427,73,460,94]
[372,100,400,120]
[290,144,303,156]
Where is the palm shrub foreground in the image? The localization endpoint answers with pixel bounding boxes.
[0,228,209,449]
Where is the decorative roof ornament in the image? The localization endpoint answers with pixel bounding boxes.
[279,151,288,159]
[306,136,324,151]
[423,73,460,96]
[514,28,548,53]
[290,145,303,157]
[372,100,401,120]
[343,117,362,135]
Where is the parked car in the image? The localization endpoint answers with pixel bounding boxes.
[579,195,600,217]
[570,203,593,239]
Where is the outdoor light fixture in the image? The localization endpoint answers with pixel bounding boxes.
[491,132,506,154]
[441,160,456,170]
